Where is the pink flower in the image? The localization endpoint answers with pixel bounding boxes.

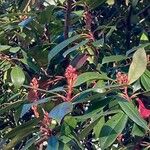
[136,98,150,119]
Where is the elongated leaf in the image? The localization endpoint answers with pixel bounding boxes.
[18,17,34,27]
[47,136,59,150]
[11,66,25,89]
[21,135,39,150]
[131,123,145,137]
[74,72,110,87]
[102,55,127,64]
[63,40,89,57]
[94,117,105,138]
[21,97,53,117]
[128,48,147,84]
[118,98,149,130]
[78,117,101,140]
[9,47,20,53]
[49,102,73,124]
[99,112,128,149]
[0,45,11,52]
[48,35,81,63]
[4,126,38,150]
[140,69,150,91]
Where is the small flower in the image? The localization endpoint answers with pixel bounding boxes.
[136,98,150,119]
[65,65,77,101]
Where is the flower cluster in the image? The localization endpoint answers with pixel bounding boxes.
[28,77,39,102]
[83,10,92,31]
[28,77,39,118]
[65,65,77,101]
[116,72,128,85]
[40,111,52,136]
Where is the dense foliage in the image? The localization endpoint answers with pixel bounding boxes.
[0,0,150,149]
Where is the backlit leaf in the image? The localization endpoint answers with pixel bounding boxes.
[11,66,25,89]
[128,48,147,84]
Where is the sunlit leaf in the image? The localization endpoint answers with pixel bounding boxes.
[99,112,128,149]
[74,72,111,87]
[11,66,25,89]
[118,97,149,130]
[128,48,147,84]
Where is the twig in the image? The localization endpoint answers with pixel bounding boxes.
[64,0,72,39]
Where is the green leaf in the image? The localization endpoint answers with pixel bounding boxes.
[74,72,110,87]
[47,136,59,150]
[48,34,81,63]
[99,112,128,149]
[128,48,147,84]
[49,102,73,124]
[11,66,25,89]
[107,0,115,5]
[94,117,105,138]
[102,55,127,64]
[118,98,149,130]
[140,33,149,41]
[63,39,89,57]
[4,126,38,150]
[131,123,145,137]
[21,135,39,150]
[9,47,20,53]
[78,117,101,140]
[21,97,53,117]
[141,69,150,91]
[0,45,11,52]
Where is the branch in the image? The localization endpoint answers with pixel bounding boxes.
[64,0,72,39]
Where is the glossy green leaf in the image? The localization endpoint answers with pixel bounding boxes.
[49,102,73,124]
[128,48,147,84]
[74,72,110,87]
[94,117,105,138]
[48,34,81,63]
[102,55,127,64]
[141,69,150,91]
[118,98,149,130]
[131,123,145,137]
[99,112,128,149]
[11,66,25,89]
